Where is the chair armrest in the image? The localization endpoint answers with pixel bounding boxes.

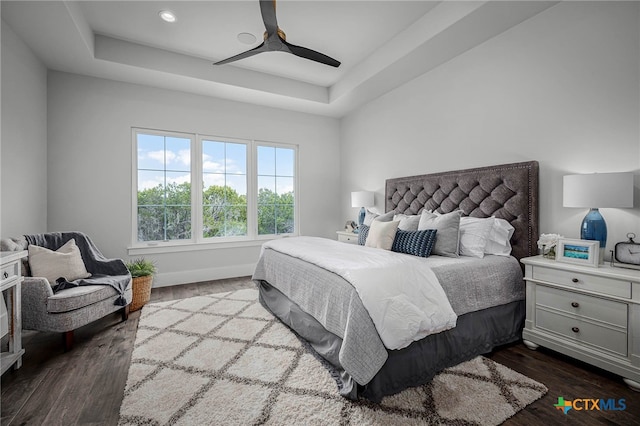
[22,276,54,302]
[21,277,56,331]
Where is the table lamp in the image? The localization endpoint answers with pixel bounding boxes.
[563,172,634,249]
[351,191,374,229]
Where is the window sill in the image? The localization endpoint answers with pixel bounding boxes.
[127,238,277,256]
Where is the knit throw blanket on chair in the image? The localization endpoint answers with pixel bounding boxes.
[25,232,130,306]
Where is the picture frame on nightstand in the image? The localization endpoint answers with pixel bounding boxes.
[344,220,357,233]
[555,238,599,267]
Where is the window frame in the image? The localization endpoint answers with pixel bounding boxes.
[130,128,299,253]
[198,134,252,244]
[254,140,299,239]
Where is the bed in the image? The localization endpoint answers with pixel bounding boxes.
[252,160,539,402]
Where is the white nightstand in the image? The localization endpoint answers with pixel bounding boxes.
[521,255,640,391]
[336,231,359,244]
[1,251,27,375]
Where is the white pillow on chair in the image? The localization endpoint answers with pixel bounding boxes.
[28,239,91,285]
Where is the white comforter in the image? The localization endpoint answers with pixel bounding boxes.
[262,237,457,350]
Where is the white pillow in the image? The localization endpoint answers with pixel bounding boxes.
[485,218,515,256]
[365,220,400,250]
[28,239,91,285]
[459,217,493,258]
[393,214,420,231]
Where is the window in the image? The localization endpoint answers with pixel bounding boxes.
[133,129,297,247]
[257,145,295,235]
[202,139,248,238]
[136,131,193,242]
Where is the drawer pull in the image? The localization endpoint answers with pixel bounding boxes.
[2,271,7,279]
[571,302,580,308]
[571,278,579,283]
[571,327,580,333]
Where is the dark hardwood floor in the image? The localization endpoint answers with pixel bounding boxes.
[2,277,638,425]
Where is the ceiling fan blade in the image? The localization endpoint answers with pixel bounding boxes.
[213,42,267,65]
[214,0,341,68]
[260,0,278,36]
[281,39,341,68]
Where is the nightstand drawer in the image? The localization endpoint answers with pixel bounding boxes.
[337,232,359,244]
[532,267,631,298]
[535,308,627,356]
[536,285,627,328]
[0,261,19,288]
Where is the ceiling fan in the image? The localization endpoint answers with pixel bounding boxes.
[214,0,340,67]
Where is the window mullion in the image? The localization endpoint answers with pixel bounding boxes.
[193,135,203,243]
[247,141,257,239]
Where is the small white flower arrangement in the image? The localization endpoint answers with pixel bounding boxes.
[537,233,563,258]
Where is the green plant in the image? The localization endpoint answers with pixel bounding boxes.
[126,257,157,278]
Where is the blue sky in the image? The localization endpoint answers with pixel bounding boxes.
[137,133,294,196]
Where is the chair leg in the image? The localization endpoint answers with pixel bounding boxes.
[121,305,130,321]
[63,330,74,352]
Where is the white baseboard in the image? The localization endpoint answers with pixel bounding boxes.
[152,263,256,288]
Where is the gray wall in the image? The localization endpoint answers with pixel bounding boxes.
[340,1,640,259]
[47,72,341,286]
[1,20,47,238]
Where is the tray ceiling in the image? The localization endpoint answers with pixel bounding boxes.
[1,1,557,117]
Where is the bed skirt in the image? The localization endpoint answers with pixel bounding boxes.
[257,280,525,402]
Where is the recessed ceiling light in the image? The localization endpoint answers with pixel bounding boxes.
[159,10,177,23]
[237,32,257,45]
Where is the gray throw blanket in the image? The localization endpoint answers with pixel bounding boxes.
[25,232,131,306]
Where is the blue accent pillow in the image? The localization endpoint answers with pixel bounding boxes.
[391,229,438,257]
[358,225,370,245]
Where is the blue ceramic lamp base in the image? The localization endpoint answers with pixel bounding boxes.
[358,207,366,228]
[580,208,607,248]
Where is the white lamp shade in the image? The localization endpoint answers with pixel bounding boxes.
[351,191,374,208]
[563,172,634,208]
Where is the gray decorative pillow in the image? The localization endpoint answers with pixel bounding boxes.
[362,209,378,227]
[0,237,27,251]
[1,237,30,276]
[363,209,395,227]
[418,210,463,257]
[28,239,91,285]
[393,214,420,231]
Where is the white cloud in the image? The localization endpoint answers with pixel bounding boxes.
[203,175,247,195]
[167,174,190,185]
[277,184,294,194]
[225,158,244,174]
[138,173,190,191]
[203,174,226,188]
[203,153,224,173]
[139,179,162,191]
[176,149,191,167]
[147,150,173,164]
[142,149,190,169]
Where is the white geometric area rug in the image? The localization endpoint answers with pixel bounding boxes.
[118,288,547,425]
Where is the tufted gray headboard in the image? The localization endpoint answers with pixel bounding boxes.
[385,161,539,261]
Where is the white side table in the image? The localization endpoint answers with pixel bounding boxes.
[336,231,359,244]
[521,255,640,391]
[1,250,27,375]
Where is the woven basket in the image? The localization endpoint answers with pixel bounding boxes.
[130,275,153,312]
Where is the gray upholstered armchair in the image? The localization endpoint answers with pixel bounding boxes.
[1,232,132,351]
